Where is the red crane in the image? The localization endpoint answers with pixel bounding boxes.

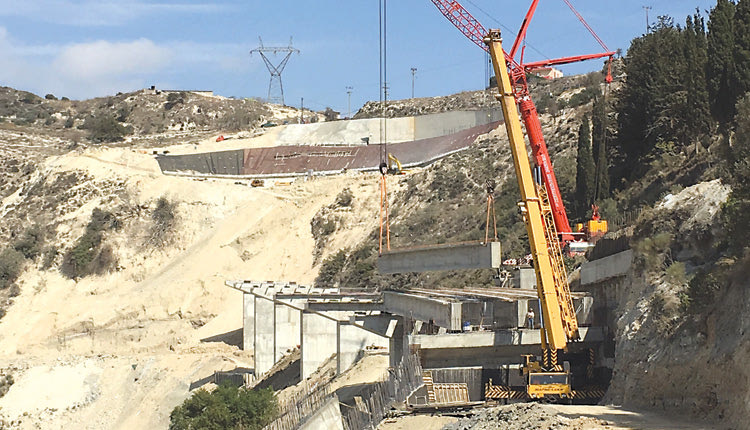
[429,0,615,243]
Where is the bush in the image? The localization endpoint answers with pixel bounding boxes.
[169,384,277,430]
[682,269,723,314]
[61,209,120,279]
[13,224,44,260]
[315,249,347,287]
[83,113,133,143]
[0,248,25,289]
[41,246,57,270]
[148,197,176,247]
[45,94,57,100]
[0,373,13,398]
[165,92,185,110]
[334,188,354,208]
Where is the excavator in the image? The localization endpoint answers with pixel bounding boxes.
[429,1,611,400]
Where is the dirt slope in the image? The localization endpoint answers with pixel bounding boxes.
[0,136,385,428]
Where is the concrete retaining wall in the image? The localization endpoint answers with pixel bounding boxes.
[277,116,415,146]
[298,395,344,430]
[413,109,501,140]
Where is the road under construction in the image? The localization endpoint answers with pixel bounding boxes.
[191,0,640,427]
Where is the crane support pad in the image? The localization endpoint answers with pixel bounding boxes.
[377,241,501,274]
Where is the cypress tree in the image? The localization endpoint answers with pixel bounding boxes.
[707,0,736,123]
[574,116,596,218]
[591,95,606,168]
[592,96,610,200]
[734,1,750,103]
[682,12,713,143]
[614,16,683,181]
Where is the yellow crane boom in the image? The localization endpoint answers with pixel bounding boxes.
[485,30,579,352]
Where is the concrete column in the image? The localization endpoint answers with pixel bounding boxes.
[301,310,338,380]
[389,318,406,368]
[243,292,255,351]
[274,302,302,362]
[337,322,390,374]
[254,295,276,377]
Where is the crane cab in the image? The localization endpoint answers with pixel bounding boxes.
[522,354,572,399]
[526,372,572,399]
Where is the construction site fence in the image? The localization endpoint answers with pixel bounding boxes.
[264,382,333,430]
[340,353,423,430]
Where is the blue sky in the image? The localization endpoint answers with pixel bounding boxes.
[0,1,717,113]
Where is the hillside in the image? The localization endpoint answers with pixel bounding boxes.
[0,31,748,428]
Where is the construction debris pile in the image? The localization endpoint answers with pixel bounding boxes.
[443,403,610,430]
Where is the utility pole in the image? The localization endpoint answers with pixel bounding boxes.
[643,6,652,32]
[411,67,417,98]
[346,86,353,118]
[250,37,299,105]
[300,97,304,124]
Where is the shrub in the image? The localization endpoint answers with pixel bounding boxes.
[41,246,57,270]
[165,92,185,110]
[334,188,354,208]
[0,248,25,289]
[148,197,176,247]
[83,113,133,143]
[45,94,57,100]
[0,373,13,398]
[664,261,687,286]
[315,249,347,287]
[169,384,277,430]
[682,269,723,314]
[13,224,44,260]
[61,208,120,279]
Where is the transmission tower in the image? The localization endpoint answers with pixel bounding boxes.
[250,37,299,105]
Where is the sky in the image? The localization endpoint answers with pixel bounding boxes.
[0,0,718,114]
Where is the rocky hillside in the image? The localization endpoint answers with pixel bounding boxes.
[353,72,609,119]
[0,86,324,148]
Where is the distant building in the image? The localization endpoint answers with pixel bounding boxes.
[531,67,564,80]
[143,86,214,97]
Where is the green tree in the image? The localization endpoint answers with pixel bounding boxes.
[734,1,750,110]
[722,92,750,254]
[169,384,277,430]
[574,116,596,218]
[682,11,713,145]
[591,95,609,200]
[613,16,696,182]
[707,0,736,123]
[84,113,132,143]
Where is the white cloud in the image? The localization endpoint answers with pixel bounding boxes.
[0,27,256,99]
[0,1,225,26]
[53,39,172,80]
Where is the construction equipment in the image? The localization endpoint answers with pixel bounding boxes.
[429,0,612,400]
[485,28,578,399]
[387,153,406,174]
[429,0,614,250]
